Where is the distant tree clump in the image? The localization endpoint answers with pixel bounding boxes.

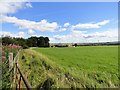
[2,36,50,48]
[74,43,78,47]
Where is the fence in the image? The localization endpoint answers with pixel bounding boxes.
[9,50,32,90]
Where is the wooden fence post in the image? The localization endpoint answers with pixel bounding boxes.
[9,53,13,71]
[9,52,13,88]
[13,52,19,89]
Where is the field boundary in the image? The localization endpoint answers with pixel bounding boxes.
[9,49,32,90]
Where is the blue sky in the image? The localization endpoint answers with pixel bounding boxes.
[1,2,118,43]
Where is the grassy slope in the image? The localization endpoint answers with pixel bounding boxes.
[19,46,119,88]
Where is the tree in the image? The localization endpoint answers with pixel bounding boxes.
[44,37,49,47]
[15,38,27,48]
[2,36,50,48]
[27,37,37,47]
[2,36,14,45]
[37,37,45,47]
[74,43,77,47]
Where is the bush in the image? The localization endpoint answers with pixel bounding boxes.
[23,45,29,49]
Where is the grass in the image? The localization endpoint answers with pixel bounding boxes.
[19,46,119,88]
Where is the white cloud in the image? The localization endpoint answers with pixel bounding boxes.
[0,0,32,15]
[1,16,59,32]
[96,20,110,26]
[84,30,117,39]
[28,29,35,34]
[64,23,70,27]
[18,31,25,37]
[72,23,100,29]
[52,30,85,42]
[25,2,32,8]
[0,31,25,37]
[72,20,110,29]
[59,28,67,32]
[0,31,13,37]
[51,29,118,43]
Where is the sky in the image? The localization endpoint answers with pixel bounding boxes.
[0,0,118,43]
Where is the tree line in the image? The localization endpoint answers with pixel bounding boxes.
[2,36,50,48]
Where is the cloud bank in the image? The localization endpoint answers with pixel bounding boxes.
[51,29,118,43]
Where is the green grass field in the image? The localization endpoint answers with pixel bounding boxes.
[19,46,119,88]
